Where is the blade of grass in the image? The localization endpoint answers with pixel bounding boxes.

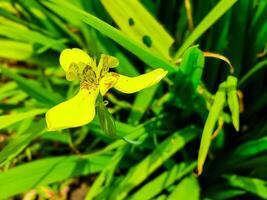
[101,0,174,59]
[224,174,267,199]
[130,162,196,200]
[0,8,54,36]
[197,82,226,175]
[206,188,245,200]
[232,136,267,159]
[239,58,267,87]
[0,109,46,130]
[1,66,63,106]
[15,0,61,36]
[128,85,158,125]
[174,0,237,60]
[42,0,177,72]
[111,126,199,200]
[167,176,200,200]
[85,148,124,200]
[0,39,33,60]
[0,24,66,52]
[0,119,46,165]
[95,33,139,76]
[227,0,250,77]
[0,154,111,199]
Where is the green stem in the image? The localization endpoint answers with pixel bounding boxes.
[239,59,267,87]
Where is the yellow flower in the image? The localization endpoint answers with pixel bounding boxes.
[46,48,168,131]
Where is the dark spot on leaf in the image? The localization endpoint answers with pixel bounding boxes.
[128,18,134,26]
[142,35,152,48]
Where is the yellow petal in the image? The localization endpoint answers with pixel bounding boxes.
[60,48,92,72]
[45,89,98,131]
[114,68,168,94]
[99,72,119,96]
[102,54,119,68]
[97,54,119,77]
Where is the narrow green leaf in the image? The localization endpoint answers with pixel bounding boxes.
[0,39,33,60]
[0,109,47,130]
[174,0,237,59]
[232,136,267,158]
[0,66,63,106]
[206,189,245,200]
[101,0,174,59]
[0,24,66,52]
[226,76,239,131]
[197,82,226,174]
[0,119,46,165]
[43,0,177,72]
[131,162,196,200]
[0,82,17,94]
[85,149,123,200]
[0,7,53,36]
[128,84,158,125]
[155,195,167,200]
[239,59,267,87]
[167,176,200,200]
[96,34,139,76]
[16,0,62,36]
[41,132,69,144]
[224,174,267,199]
[111,126,199,199]
[0,154,111,199]
[227,0,250,76]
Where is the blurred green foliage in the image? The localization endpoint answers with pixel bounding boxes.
[0,0,266,199]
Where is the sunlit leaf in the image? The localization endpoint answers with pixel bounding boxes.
[167,176,200,200]
[226,75,239,131]
[0,154,111,199]
[197,82,226,175]
[224,174,267,199]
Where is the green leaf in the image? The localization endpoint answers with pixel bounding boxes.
[226,76,239,131]
[85,149,124,200]
[197,82,226,174]
[0,24,66,52]
[130,162,196,200]
[43,0,177,73]
[0,39,33,60]
[0,109,47,130]
[0,119,46,165]
[0,82,17,94]
[95,33,139,76]
[227,0,250,76]
[101,0,174,59]
[15,0,62,37]
[232,136,267,159]
[206,189,245,200]
[179,46,205,89]
[0,66,63,106]
[40,131,69,144]
[167,176,200,200]
[239,58,267,87]
[111,126,199,199]
[174,0,237,59]
[0,154,111,199]
[128,84,159,125]
[224,174,267,199]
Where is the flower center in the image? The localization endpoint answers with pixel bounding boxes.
[80,65,99,90]
[67,57,115,93]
